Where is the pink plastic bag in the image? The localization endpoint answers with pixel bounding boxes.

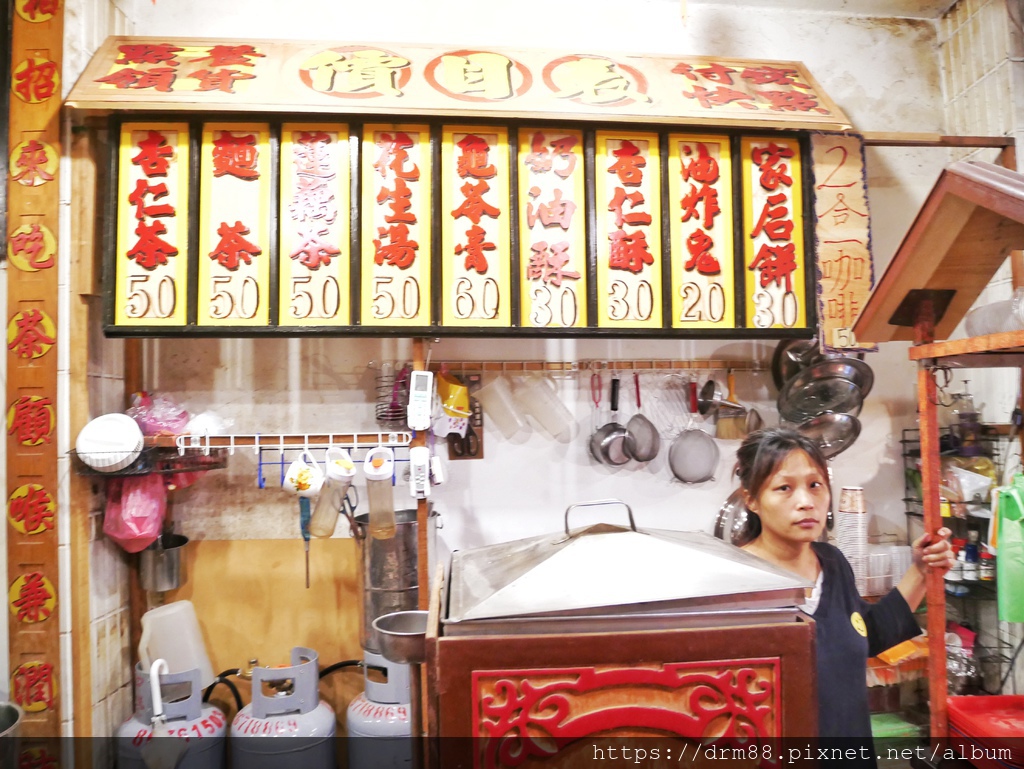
[103,474,167,553]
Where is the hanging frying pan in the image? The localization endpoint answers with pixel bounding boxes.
[713,488,753,547]
[797,412,862,459]
[770,339,819,391]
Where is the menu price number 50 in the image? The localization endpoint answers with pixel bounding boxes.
[454,277,499,320]
[752,290,798,329]
[679,282,725,323]
[832,327,859,348]
[210,275,259,320]
[126,274,177,319]
[608,279,653,322]
[371,276,421,320]
[290,276,341,320]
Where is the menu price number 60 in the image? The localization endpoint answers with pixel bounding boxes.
[126,274,177,319]
[608,279,653,322]
[453,277,500,320]
[210,275,259,320]
[752,289,798,329]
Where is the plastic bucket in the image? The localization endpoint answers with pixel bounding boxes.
[140,532,189,592]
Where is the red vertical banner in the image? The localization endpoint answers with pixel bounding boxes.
[741,136,807,330]
[6,0,64,739]
[440,125,511,328]
[810,132,875,351]
[361,123,432,327]
[518,128,587,329]
[594,131,663,330]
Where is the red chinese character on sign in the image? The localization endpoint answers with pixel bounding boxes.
[188,68,256,94]
[752,144,794,191]
[374,224,419,269]
[293,131,334,179]
[827,291,860,325]
[526,188,576,230]
[19,0,60,20]
[290,227,340,270]
[456,135,496,179]
[12,663,55,712]
[821,242,867,291]
[757,90,819,112]
[451,181,500,224]
[671,62,700,82]
[289,177,338,224]
[8,310,56,359]
[212,133,259,180]
[373,132,420,180]
[11,140,54,185]
[679,184,720,230]
[132,131,173,177]
[751,192,793,241]
[9,487,55,534]
[194,45,264,68]
[680,143,720,184]
[377,178,416,224]
[550,136,578,179]
[9,225,54,270]
[528,241,579,287]
[741,66,806,88]
[455,225,495,274]
[128,220,178,270]
[96,67,177,92]
[13,573,53,623]
[749,242,797,292]
[820,192,868,227]
[115,44,182,66]
[128,179,175,221]
[524,132,552,173]
[685,230,721,276]
[682,85,757,110]
[608,140,645,186]
[19,746,60,769]
[14,58,59,102]
[608,188,652,229]
[209,222,261,270]
[8,397,53,445]
[608,230,654,274]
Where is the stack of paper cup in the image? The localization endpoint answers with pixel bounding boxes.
[835,486,868,594]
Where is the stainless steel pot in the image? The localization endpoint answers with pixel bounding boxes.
[140,532,189,592]
[354,508,419,652]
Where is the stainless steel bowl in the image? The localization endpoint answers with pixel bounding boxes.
[372,610,428,664]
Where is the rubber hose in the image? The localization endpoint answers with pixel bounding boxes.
[203,676,243,712]
[318,659,364,678]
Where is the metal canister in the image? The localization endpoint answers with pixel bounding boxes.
[230,647,335,769]
[353,509,418,652]
[116,665,227,769]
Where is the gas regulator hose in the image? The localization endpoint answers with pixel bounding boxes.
[318,659,364,679]
[203,669,244,712]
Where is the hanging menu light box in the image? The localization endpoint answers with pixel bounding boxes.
[107,119,817,337]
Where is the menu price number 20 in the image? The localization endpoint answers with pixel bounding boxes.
[679,282,726,323]
[752,290,799,329]
[126,274,177,319]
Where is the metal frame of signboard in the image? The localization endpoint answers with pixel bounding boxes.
[103,111,817,339]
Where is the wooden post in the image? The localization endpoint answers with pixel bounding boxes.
[913,301,948,740]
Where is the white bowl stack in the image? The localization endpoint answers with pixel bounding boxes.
[75,414,144,472]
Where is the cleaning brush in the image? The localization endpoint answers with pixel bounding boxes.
[715,370,748,440]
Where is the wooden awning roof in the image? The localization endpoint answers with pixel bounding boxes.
[64,36,852,131]
[853,160,1024,343]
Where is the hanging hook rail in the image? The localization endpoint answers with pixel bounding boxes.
[429,358,766,375]
[154,431,414,456]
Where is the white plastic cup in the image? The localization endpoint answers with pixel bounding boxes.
[282,449,324,498]
[512,375,574,439]
[965,287,1024,336]
[138,600,215,688]
[474,376,528,439]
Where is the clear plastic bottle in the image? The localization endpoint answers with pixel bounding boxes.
[363,446,396,540]
[309,447,356,538]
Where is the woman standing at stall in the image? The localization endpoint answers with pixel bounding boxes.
[735,427,955,752]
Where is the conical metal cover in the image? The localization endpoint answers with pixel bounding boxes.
[446,524,811,624]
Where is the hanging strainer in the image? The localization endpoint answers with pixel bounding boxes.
[623,373,660,462]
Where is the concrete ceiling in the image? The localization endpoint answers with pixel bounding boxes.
[689,0,955,19]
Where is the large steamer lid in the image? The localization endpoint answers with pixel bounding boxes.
[446,500,812,624]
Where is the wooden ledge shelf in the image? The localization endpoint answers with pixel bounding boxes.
[909,330,1024,367]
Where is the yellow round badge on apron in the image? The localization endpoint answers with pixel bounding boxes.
[851,611,868,637]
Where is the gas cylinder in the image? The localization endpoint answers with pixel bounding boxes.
[346,650,411,768]
[230,647,336,769]
[116,664,227,769]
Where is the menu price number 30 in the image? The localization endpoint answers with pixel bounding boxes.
[530,285,579,327]
[371,275,421,321]
[678,282,726,323]
[752,290,799,329]
[125,274,177,319]
[209,275,260,320]
[453,277,500,320]
[607,279,654,322]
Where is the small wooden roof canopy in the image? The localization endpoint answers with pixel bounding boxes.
[854,161,1024,344]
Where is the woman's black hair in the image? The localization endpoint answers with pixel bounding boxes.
[733,427,830,543]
